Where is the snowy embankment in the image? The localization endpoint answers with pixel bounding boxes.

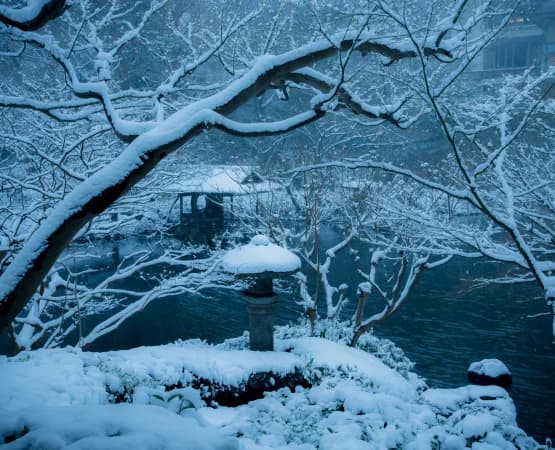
[0,333,542,450]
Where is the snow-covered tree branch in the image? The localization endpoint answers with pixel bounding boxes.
[0,0,515,335]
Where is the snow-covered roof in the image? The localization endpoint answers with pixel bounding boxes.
[499,23,544,40]
[222,235,301,275]
[162,166,278,195]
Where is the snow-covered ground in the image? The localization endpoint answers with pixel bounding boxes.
[0,329,543,449]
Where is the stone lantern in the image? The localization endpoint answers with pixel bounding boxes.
[222,235,300,351]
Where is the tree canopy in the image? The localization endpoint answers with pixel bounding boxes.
[1,0,553,340]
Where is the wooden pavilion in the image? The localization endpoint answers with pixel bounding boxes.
[162,166,276,240]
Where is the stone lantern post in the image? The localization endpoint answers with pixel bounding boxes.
[222,235,300,351]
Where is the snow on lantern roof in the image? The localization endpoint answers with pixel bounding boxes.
[162,165,278,195]
[222,235,301,275]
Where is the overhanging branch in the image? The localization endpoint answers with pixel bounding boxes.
[0,0,66,31]
[0,23,465,333]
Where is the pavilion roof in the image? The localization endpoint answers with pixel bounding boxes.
[161,165,278,196]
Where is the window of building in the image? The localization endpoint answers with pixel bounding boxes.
[488,41,531,69]
[498,42,527,68]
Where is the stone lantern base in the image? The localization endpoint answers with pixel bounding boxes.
[246,296,277,351]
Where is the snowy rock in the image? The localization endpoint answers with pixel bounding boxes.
[0,342,302,413]
[467,359,512,390]
[0,0,53,23]
[222,235,300,276]
[208,369,310,407]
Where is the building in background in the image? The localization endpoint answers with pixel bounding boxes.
[474,0,555,76]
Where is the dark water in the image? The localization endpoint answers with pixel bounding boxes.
[1,235,553,442]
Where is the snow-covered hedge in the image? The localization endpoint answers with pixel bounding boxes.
[0,329,546,449]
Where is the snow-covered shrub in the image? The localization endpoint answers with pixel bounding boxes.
[275,322,414,378]
[0,331,547,449]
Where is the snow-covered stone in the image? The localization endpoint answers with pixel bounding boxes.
[468,358,512,390]
[222,235,301,275]
[469,359,511,378]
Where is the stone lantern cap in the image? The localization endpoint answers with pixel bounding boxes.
[222,235,301,278]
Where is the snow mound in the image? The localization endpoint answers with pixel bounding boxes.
[222,236,301,275]
[422,384,511,413]
[0,342,301,448]
[0,341,302,414]
[468,358,511,377]
[1,404,236,450]
[0,349,108,412]
[279,337,416,400]
[95,341,301,388]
